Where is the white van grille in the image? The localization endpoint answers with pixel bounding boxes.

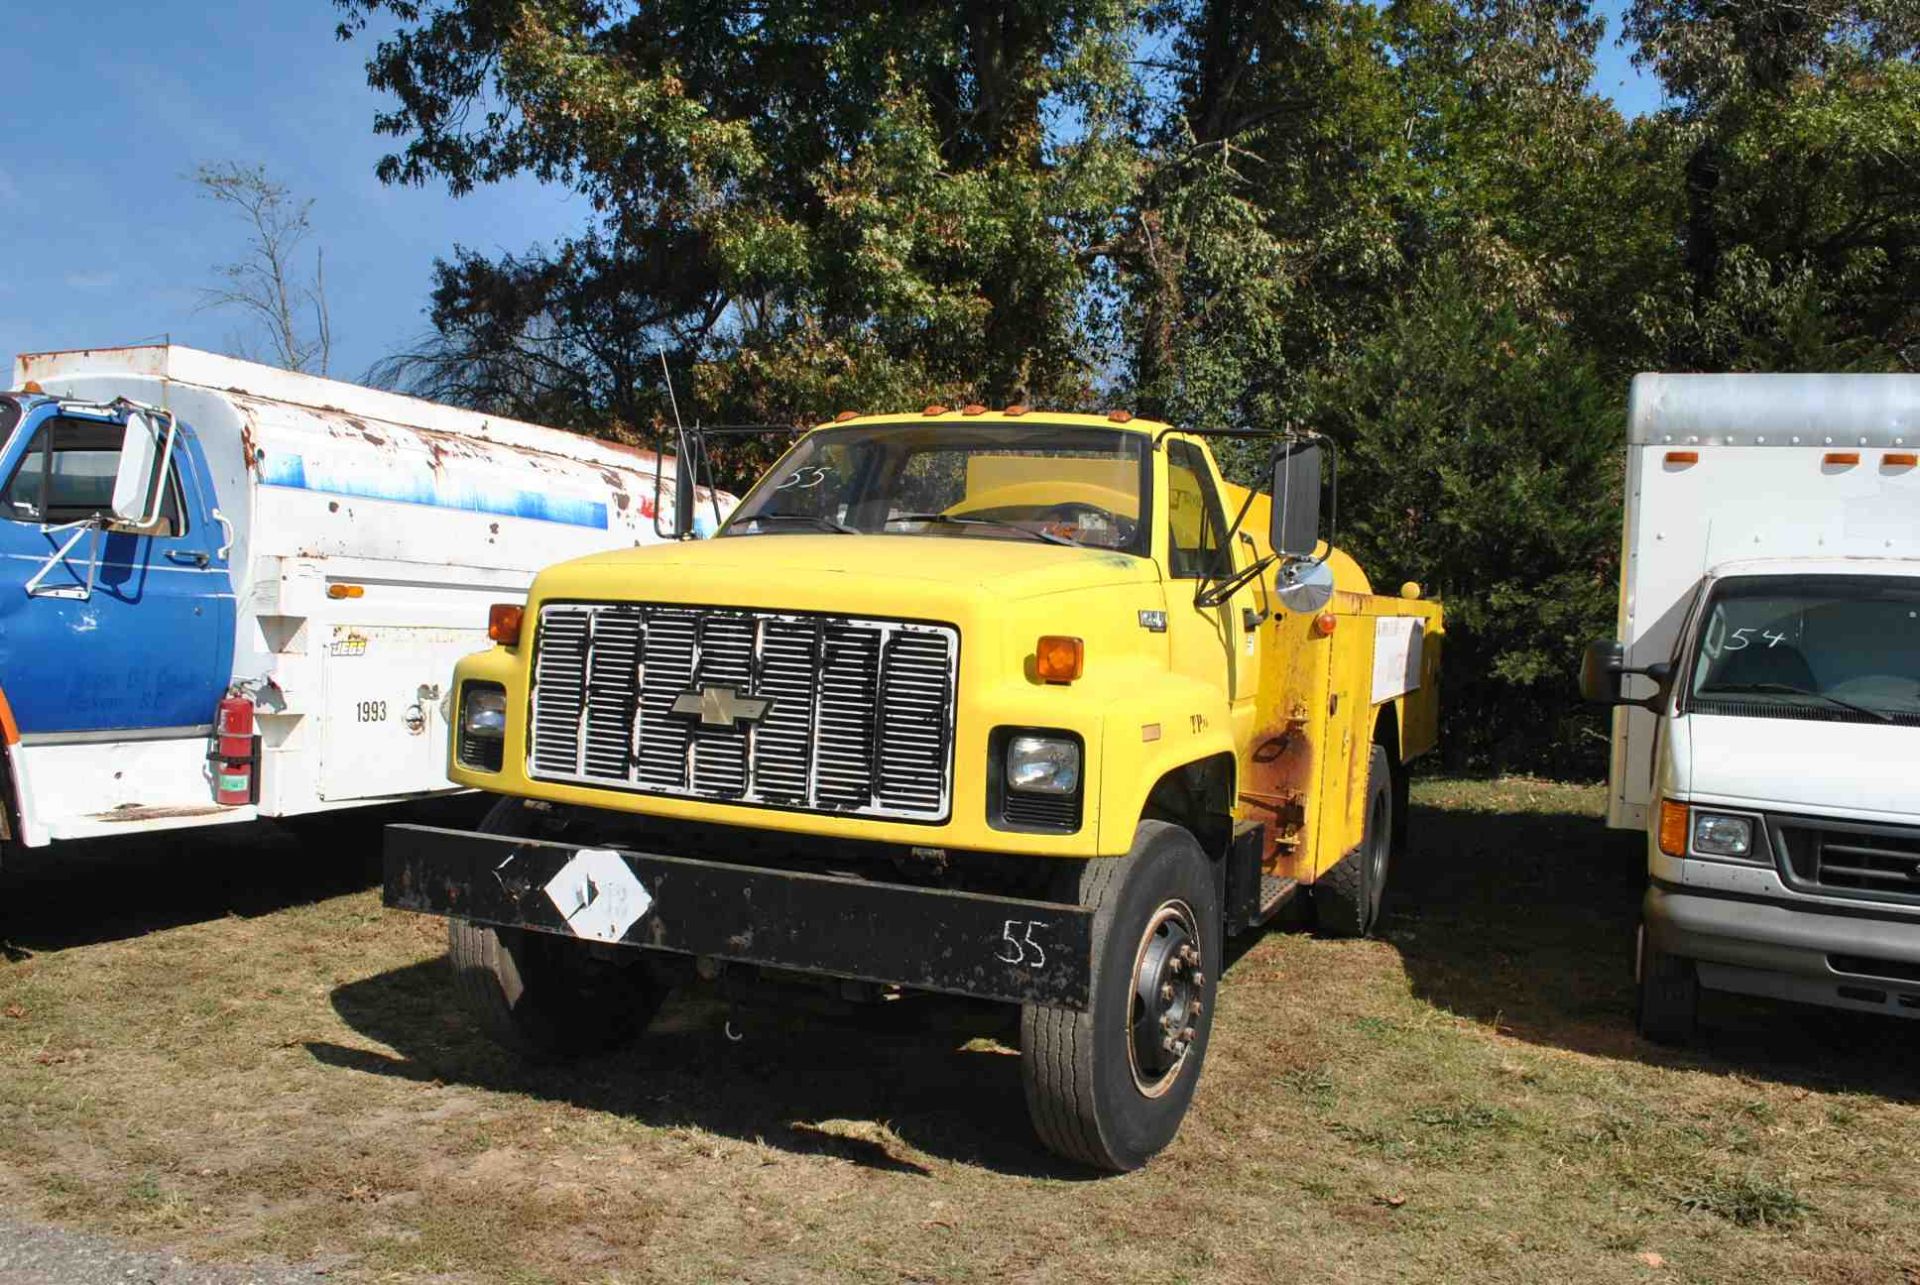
[527,602,958,822]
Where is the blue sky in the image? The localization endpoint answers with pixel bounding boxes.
[0,1,1663,387]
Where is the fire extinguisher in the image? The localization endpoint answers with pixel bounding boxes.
[214,695,256,806]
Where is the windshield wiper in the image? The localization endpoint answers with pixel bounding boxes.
[888,513,1074,546]
[1701,681,1895,724]
[733,513,856,535]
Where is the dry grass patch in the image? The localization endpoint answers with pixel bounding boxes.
[2,784,1918,1283]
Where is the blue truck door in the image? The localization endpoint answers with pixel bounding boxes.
[0,406,236,735]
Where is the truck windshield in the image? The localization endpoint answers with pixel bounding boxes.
[1687,575,1920,726]
[722,422,1149,554]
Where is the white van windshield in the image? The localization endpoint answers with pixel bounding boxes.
[1688,575,1920,726]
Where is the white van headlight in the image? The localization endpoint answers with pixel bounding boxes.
[1691,811,1755,859]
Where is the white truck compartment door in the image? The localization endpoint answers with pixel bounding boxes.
[318,623,482,802]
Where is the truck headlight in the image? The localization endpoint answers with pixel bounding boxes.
[1007,735,1080,795]
[457,683,507,770]
[1691,811,1755,859]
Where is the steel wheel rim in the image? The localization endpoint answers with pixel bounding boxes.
[1127,899,1204,1098]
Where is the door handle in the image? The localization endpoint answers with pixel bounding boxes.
[165,549,210,567]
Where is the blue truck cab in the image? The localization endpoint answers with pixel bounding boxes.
[0,390,234,755]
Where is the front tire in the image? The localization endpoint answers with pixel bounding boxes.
[1635,922,1698,1045]
[447,798,666,1059]
[1021,822,1220,1171]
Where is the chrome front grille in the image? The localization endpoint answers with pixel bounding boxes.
[527,602,959,821]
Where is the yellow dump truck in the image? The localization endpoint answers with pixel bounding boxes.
[384,408,1442,1169]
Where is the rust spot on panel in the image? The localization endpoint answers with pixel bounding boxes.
[1242,713,1314,867]
[239,416,261,474]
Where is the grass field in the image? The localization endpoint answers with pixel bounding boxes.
[1,780,1916,1284]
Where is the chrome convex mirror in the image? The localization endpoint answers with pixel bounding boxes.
[1275,557,1334,614]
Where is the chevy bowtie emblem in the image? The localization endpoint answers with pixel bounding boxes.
[670,684,774,729]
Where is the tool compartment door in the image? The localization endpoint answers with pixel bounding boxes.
[317,623,483,801]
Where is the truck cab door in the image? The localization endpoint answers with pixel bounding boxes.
[0,407,235,735]
[1163,438,1263,720]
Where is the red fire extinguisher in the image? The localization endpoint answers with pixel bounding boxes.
[214,696,255,806]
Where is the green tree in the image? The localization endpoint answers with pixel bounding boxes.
[338,0,1144,445]
[1313,260,1624,774]
[1626,0,1920,370]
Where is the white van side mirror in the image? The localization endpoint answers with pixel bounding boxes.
[109,411,171,526]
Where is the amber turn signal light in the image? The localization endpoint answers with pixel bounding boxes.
[1658,799,1688,857]
[489,603,525,646]
[325,583,364,599]
[1313,612,1337,637]
[1036,635,1084,682]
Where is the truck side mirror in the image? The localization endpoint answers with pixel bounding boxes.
[1579,639,1629,703]
[1270,439,1323,560]
[1580,638,1672,711]
[109,412,169,526]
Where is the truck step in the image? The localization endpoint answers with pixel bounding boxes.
[1258,874,1299,921]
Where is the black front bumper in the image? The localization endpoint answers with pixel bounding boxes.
[383,823,1094,1009]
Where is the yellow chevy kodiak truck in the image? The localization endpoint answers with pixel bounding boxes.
[384,407,1442,1170]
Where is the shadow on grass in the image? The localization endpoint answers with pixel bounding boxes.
[0,797,485,955]
[315,958,1093,1179]
[1389,798,1920,1101]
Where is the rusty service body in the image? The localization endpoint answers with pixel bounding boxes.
[0,345,726,852]
[385,410,1442,1170]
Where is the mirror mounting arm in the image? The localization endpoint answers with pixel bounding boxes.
[1195,552,1277,609]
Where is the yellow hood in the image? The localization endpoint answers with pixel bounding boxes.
[537,533,1161,610]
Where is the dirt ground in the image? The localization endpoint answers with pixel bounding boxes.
[1,780,1916,1284]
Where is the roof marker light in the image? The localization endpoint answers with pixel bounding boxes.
[922,404,949,416]
[1004,404,1029,417]
[834,410,858,422]
[1884,452,1917,468]
[961,404,986,416]
[1106,409,1134,423]
[1665,451,1698,465]
[1824,452,1860,467]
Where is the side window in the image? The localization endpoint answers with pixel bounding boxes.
[1165,440,1231,580]
[1,417,185,536]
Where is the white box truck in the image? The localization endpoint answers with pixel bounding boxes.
[1,344,725,853]
[1581,372,1920,1040]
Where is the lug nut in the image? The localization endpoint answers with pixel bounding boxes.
[1168,957,1183,974]
[1161,983,1175,1002]
[1181,1026,1196,1042]
[1192,972,1206,988]
[1191,1001,1204,1018]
